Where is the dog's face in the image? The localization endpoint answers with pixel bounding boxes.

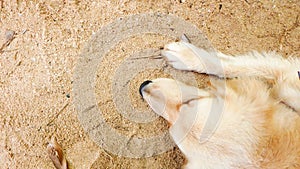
[139,78,212,125]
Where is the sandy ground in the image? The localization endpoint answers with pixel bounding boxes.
[0,0,299,169]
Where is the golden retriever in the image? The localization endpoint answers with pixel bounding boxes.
[139,39,300,169]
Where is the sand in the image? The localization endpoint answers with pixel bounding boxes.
[0,0,299,168]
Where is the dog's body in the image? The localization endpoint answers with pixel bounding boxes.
[140,41,300,168]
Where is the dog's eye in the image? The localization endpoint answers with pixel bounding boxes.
[182,97,202,105]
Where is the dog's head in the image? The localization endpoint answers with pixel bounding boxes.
[139,78,213,125]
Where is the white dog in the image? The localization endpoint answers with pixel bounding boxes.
[139,39,300,169]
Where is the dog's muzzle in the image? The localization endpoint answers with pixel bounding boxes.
[139,80,152,97]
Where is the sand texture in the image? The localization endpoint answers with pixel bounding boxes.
[0,0,299,168]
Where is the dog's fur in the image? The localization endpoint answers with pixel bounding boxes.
[140,40,300,169]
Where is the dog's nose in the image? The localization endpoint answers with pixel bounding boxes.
[139,80,152,97]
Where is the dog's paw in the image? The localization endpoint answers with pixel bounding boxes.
[161,41,223,75]
[161,41,202,71]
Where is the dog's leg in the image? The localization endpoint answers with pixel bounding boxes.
[162,41,299,78]
[216,53,300,113]
[162,41,300,113]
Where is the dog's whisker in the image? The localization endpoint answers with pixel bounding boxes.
[180,33,191,43]
[129,54,163,60]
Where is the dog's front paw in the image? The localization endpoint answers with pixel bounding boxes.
[161,41,223,75]
[161,41,203,71]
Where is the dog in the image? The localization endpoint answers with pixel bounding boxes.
[139,38,300,169]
